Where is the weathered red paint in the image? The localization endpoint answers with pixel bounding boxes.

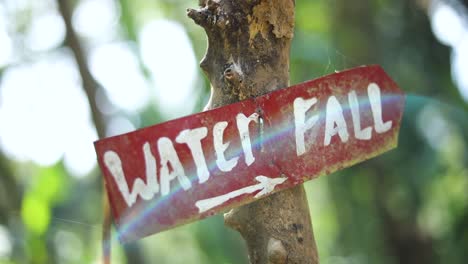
[94,65,405,242]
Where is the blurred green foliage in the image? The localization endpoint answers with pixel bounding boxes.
[0,0,467,263]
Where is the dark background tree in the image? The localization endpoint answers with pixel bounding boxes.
[0,0,466,263]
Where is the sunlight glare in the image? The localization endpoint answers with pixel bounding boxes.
[0,51,97,176]
[452,35,468,102]
[430,1,468,103]
[63,121,98,178]
[0,5,12,67]
[0,225,12,258]
[25,11,65,52]
[139,19,197,119]
[106,116,136,137]
[89,42,151,112]
[72,0,119,41]
[430,2,464,47]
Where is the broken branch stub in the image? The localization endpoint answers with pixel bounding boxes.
[187,0,294,107]
[188,0,319,263]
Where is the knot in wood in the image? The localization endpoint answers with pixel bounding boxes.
[216,15,228,30]
[223,64,243,84]
[187,8,210,26]
[188,0,225,30]
[267,237,287,264]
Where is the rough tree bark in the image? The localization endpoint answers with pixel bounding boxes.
[188,1,319,263]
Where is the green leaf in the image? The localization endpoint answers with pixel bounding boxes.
[34,166,66,204]
[21,194,50,236]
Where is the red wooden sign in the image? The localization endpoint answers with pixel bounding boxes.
[94,65,405,242]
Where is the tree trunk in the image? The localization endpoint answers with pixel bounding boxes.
[188,1,318,263]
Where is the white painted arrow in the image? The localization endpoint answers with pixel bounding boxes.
[195,175,288,213]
